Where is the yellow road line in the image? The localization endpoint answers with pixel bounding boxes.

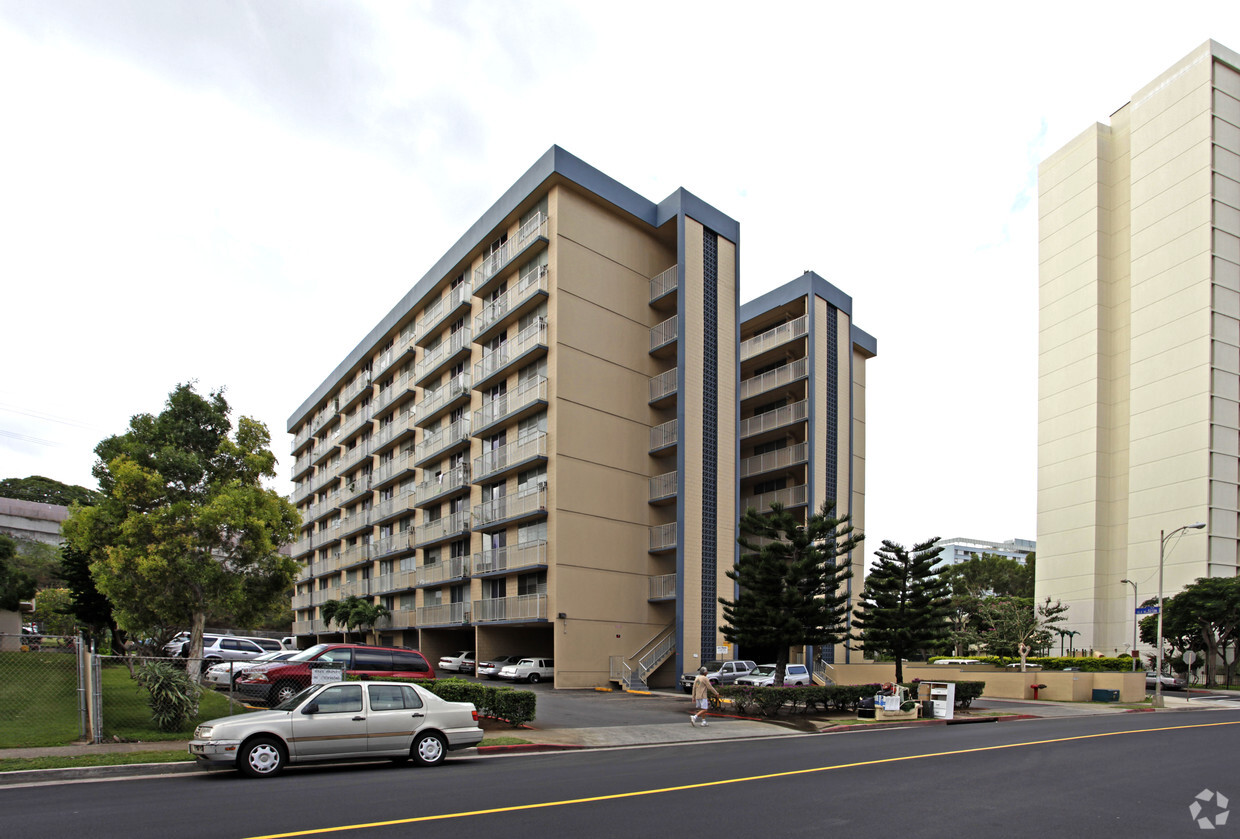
[244,719,1240,839]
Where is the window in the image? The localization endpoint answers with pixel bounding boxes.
[518,412,547,441]
[315,684,363,714]
[391,653,430,674]
[352,649,394,671]
[484,578,506,599]
[518,521,546,545]
[517,571,546,596]
[368,683,423,711]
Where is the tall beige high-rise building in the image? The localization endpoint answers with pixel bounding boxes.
[287,147,874,687]
[1038,40,1240,655]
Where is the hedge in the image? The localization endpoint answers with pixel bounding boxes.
[345,676,537,727]
[928,655,1137,672]
[717,680,987,717]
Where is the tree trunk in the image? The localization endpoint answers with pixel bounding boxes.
[187,611,206,682]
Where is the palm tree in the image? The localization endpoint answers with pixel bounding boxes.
[347,601,391,644]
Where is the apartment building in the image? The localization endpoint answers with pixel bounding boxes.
[737,274,876,666]
[288,147,739,688]
[933,537,1035,569]
[1037,40,1240,655]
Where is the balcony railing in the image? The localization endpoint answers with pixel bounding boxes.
[372,409,416,451]
[373,370,415,413]
[376,610,417,630]
[374,326,416,378]
[340,541,371,567]
[292,591,315,611]
[372,570,416,593]
[415,556,470,587]
[415,327,473,385]
[741,483,809,512]
[740,442,810,478]
[414,510,471,546]
[650,419,678,451]
[740,399,809,439]
[474,486,547,528]
[740,314,809,362]
[475,265,549,335]
[416,281,473,341]
[473,213,548,287]
[473,432,548,481]
[340,578,372,598]
[371,533,414,558]
[649,522,677,552]
[414,464,470,506]
[291,452,313,479]
[417,373,471,421]
[292,535,315,558]
[649,573,677,600]
[474,540,547,575]
[293,424,313,451]
[340,370,373,407]
[739,357,809,401]
[339,443,372,475]
[414,418,471,468]
[308,492,341,522]
[649,369,677,403]
[472,593,547,623]
[474,376,547,432]
[650,315,678,352]
[372,452,416,486]
[474,318,547,384]
[416,601,469,626]
[649,264,678,302]
[649,471,677,502]
[374,490,415,521]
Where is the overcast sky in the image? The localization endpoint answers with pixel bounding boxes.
[1,1,1237,556]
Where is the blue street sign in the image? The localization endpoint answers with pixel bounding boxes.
[1135,606,1160,615]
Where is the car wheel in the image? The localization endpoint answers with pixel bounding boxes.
[412,731,447,767]
[239,737,286,778]
[270,682,299,705]
[528,672,541,684]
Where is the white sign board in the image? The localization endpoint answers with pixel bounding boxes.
[310,663,345,684]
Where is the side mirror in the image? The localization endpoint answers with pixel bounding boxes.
[302,702,319,715]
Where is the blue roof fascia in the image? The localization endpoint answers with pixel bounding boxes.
[740,271,876,357]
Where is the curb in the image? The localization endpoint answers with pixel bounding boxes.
[0,761,205,787]
[477,743,585,754]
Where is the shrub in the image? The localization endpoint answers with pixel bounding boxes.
[349,676,537,727]
[134,660,203,732]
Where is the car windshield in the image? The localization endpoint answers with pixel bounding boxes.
[750,666,776,676]
[288,644,330,662]
[703,661,724,673]
[272,684,321,711]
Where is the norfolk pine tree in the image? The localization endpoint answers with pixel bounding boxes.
[852,538,953,684]
[62,383,300,678]
[720,501,862,686]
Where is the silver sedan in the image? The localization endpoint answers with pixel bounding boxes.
[189,680,484,777]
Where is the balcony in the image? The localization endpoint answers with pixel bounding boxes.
[373,369,416,414]
[291,619,315,635]
[474,318,548,387]
[291,479,315,505]
[292,591,315,611]
[415,556,470,587]
[307,492,342,523]
[649,264,678,304]
[473,375,548,435]
[740,399,809,439]
[311,467,341,495]
[339,442,372,476]
[372,408,416,453]
[340,474,372,507]
[415,281,473,346]
[739,357,809,401]
[415,373,471,427]
[649,369,677,405]
[474,540,547,577]
[310,406,336,436]
[473,486,547,529]
[414,464,470,507]
[372,570,416,594]
[472,593,547,624]
[373,490,415,524]
[649,522,676,553]
[473,212,549,292]
[375,611,417,630]
[740,314,808,362]
[414,327,473,387]
[741,483,809,512]
[372,532,414,559]
[291,452,313,481]
[473,432,548,483]
[474,264,549,339]
[340,577,372,598]
[650,315,678,354]
[741,442,809,479]
[339,370,373,411]
[291,534,315,559]
[338,403,374,444]
[649,573,677,601]
[311,437,338,465]
[374,325,416,378]
[416,601,470,627]
[339,507,373,539]
[372,453,416,488]
[649,471,677,504]
[340,541,372,568]
[414,416,471,468]
[292,424,314,454]
[414,510,471,547]
[650,419,677,453]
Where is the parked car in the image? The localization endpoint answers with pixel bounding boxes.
[497,657,554,683]
[1146,670,1187,691]
[235,644,435,706]
[735,663,811,687]
[437,651,476,674]
[164,634,221,656]
[280,636,297,650]
[204,650,300,689]
[189,680,483,777]
[679,660,758,692]
[201,636,283,661]
[476,654,525,679]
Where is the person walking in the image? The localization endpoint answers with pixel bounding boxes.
[690,666,720,726]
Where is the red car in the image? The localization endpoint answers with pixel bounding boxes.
[235,643,434,705]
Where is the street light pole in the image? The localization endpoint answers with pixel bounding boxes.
[1120,578,1137,672]
[1154,522,1206,708]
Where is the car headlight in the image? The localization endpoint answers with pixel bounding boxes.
[195,725,213,738]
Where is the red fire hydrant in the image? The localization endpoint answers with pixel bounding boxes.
[1031,683,1047,699]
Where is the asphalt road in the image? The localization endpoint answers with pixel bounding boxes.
[7,708,1240,838]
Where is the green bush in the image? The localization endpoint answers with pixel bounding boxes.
[928,655,1135,672]
[348,675,537,728]
[134,661,203,732]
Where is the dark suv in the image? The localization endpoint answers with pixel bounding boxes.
[235,643,434,705]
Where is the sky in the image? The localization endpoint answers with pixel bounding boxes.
[2,1,1238,558]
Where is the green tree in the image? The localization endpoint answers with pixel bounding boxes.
[0,534,37,611]
[939,552,1034,657]
[61,383,300,678]
[4,537,64,589]
[0,475,101,507]
[976,596,1068,665]
[321,595,391,642]
[30,586,76,636]
[720,502,861,686]
[1140,577,1240,685]
[60,541,127,653]
[851,538,953,683]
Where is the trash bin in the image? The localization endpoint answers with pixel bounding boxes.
[1091,688,1120,702]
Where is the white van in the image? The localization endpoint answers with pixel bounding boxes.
[934,658,981,665]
